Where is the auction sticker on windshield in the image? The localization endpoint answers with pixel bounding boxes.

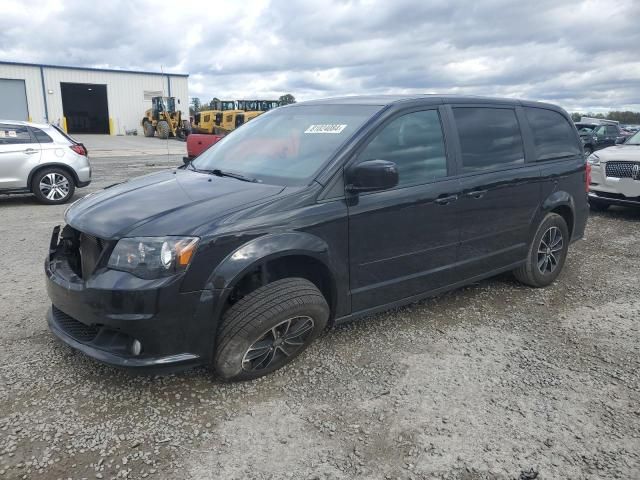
[304,124,348,134]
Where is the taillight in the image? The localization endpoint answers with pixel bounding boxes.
[70,144,87,156]
[585,163,591,192]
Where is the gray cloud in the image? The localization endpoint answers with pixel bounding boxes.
[1,0,639,112]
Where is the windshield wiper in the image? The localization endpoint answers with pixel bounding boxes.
[206,169,258,183]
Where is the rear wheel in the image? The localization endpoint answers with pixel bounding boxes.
[513,213,569,288]
[143,121,155,137]
[156,120,170,139]
[214,278,329,381]
[32,167,75,204]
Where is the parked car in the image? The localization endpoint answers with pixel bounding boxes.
[45,95,588,381]
[185,133,224,161]
[588,129,640,210]
[579,122,631,156]
[0,120,91,204]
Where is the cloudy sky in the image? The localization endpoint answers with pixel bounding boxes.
[2,0,639,113]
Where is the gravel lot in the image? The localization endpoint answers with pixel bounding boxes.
[1,149,639,480]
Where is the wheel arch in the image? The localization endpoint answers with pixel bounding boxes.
[208,232,338,322]
[538,191,576,239]
[28,163,80,190]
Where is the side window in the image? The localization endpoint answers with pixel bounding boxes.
[357,110,447,187]
[204,114,211,123]
[31,127,54,143]
[594,125,607,136]
[524,107,581,160]
[606,125,618,136]
[0,124,33,145]
[453,107,524,172]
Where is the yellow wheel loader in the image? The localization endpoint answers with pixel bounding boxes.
[142,97,191,139]
[192,100,245,135]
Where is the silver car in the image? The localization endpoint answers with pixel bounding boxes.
[0,120,91,204]
[588,129,640,211]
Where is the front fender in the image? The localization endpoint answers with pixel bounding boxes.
[207,232,332,290]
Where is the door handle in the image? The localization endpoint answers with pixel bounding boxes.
[24,148,38,155]
[464,189,488,199]
[435,194,459,205]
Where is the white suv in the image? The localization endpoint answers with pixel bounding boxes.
[0,120,91,204]
[588,130,640,211]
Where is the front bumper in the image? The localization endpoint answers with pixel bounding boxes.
[589,191,640,207]
[45,228,222,371]
[589,163,640,207]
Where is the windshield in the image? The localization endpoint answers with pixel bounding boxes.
[626,130,640,145]
[191,104,381,186]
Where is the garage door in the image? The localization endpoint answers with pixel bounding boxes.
[0,79,29,121]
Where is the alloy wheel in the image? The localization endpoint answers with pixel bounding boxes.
[537,226,563,274]
[242,316,315,372]
[39,173,70,201]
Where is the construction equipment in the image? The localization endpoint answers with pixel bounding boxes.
[238,100,280,122]
[142,96,191,139]
[191,100,240,135]
[191,100,280,135]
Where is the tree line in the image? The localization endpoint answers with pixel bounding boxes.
[190,94,296,115]
[570,111,640,124]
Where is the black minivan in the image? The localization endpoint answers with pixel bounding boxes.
[45,95,588,381]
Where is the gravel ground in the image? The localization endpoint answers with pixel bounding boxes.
[1,153,639,480]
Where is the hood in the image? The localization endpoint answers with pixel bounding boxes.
[595,144,640,162]
[65,169,285,238]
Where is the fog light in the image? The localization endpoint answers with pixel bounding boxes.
[131,339,142,356]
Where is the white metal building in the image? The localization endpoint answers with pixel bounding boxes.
[0,61,189,135]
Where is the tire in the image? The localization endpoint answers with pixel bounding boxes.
[32,167,75,205]
[584,146,593,157]
[156,120,170,139]
[214,278,329,381]
[143,122,155,137]
[513,213,570,288]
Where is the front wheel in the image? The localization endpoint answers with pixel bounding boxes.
[513,213,569,288]
[156,120,170,139]
[214,278,329,381]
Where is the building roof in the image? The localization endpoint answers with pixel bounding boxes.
[0,60,188,77]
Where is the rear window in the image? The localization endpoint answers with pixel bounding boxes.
[525,108,581,160]
[453,107,525,172]
[31,127,54,143]
[0,124,33,145]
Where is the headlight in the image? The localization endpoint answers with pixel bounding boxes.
[587,153,600,165]
[108,237,199,279]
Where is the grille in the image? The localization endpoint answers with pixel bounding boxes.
[605,161,640,178]
[79,233,104,279]
[51,306,99,342]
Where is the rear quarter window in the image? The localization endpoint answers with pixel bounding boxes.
[453,107,525,173]
[525,107,582,160]
[31,127,54,143]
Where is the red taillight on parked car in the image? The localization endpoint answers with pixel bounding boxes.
[70,144,87,156]
[585,163,591,192]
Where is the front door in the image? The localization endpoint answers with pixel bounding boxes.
[347,108,461,312]
[0,123,41,190]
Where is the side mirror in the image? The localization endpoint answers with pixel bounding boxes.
[182,156,191,165]
[346,159,399,193]
[615,136,626,145]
